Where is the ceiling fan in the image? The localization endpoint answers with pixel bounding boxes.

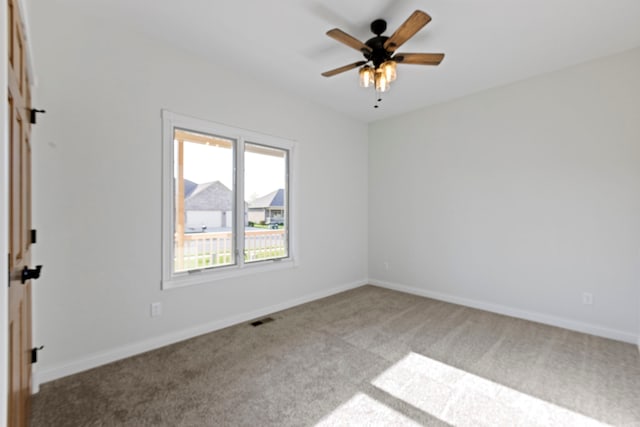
[321,10,444,97]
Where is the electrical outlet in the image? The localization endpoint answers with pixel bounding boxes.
[150,302,163,317]
[582,293,593,305]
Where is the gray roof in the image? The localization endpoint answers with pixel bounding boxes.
[249,189,285,209]
[172,178,198,198]
[184,179,197,198]
[184,181,233,211]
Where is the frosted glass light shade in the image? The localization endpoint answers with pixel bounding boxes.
[381,60,397,82]
[375,68,389,92]
[359,66,374,88]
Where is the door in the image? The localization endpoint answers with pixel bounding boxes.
[7,0,33,425]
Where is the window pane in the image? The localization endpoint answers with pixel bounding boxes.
[173,129,235,273]
[245,143,288,263]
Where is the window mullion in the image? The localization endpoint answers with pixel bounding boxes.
[236,137,245,268]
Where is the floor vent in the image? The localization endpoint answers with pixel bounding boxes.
[250,317,275,327]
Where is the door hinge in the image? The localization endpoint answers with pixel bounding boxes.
[30,108,46,124]
[31,346,44,364]
[31,229,37,244]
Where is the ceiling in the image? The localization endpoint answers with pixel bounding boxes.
[54,0,640,122]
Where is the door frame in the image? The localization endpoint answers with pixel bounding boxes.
[2,0,10,421]
[3,0,35,421]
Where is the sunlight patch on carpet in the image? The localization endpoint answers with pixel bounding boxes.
[315,393,422,426]
[371,352,608,426]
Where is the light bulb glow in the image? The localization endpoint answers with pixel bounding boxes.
[375,68,389,92]
[381,60,397,82]
[359,66,374,88]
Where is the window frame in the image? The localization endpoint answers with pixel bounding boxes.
[161,110,297,289]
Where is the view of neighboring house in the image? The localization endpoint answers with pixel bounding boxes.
[183,181,285,231]
[248,189,285,224]
[183,179,198,199]
[184,180,236,231]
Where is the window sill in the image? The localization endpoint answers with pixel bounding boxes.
[162,258,298,290]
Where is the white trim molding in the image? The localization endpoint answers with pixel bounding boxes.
[369,278,638,345]
[33,279,367,390]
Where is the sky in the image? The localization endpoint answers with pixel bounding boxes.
[178,141,285,201]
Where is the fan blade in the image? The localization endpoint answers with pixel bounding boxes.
[326,29,372,53]
[321,61,367,77]
[384,10,432,53]
[394,53,444,65]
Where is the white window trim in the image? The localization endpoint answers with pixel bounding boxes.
[161,110,298,290]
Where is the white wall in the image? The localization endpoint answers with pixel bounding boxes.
[28,2,368,383]
[369,48,640,343]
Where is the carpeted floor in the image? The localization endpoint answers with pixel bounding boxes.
[32,285,640,426]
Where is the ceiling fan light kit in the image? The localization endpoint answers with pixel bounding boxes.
[359,65,374,88]
[322,10,444,107]
[382,60,397,82]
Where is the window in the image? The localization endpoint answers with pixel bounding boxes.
[162,111,295,288]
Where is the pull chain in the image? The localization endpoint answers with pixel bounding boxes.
[374,90,383,109]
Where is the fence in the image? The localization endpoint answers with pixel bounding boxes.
[175,229,286,271]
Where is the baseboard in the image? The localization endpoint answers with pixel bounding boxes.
[369,278,638,344]
[33,279,367,390]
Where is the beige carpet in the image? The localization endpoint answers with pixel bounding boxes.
[31,286,640,426]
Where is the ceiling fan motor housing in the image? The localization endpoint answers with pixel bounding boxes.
[364,35,392,68]
[364,19,393,68]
